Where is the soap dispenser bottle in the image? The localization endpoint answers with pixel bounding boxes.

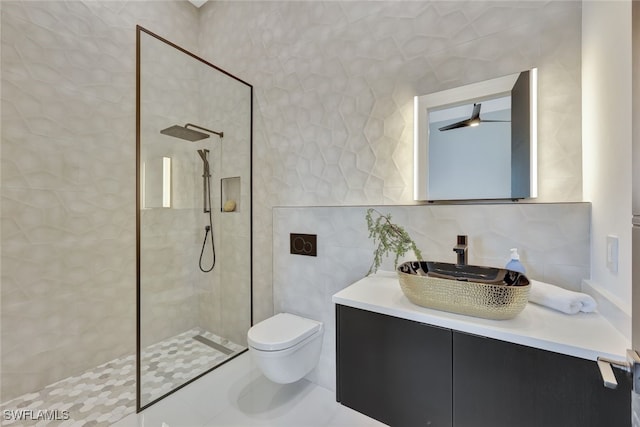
[505,248,526,274]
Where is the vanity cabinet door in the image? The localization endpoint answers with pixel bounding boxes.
[336,305,453,427]
[452,331,631,427]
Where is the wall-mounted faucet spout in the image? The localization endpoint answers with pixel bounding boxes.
[453,235,468,266]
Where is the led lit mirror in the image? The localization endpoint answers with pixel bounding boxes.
[414,69,537,201]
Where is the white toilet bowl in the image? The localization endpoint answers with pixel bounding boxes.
[247,312,324,384]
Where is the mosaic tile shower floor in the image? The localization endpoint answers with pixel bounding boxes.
[0,329,244,426]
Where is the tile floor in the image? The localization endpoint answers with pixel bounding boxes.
[140,328,244,405]
[0,329,243,426]
[112,352,385,427]
[1,338,383,427]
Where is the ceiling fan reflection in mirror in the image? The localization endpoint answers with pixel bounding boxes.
[438,103,510,132]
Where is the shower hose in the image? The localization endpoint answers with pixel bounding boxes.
[199,173,216,273]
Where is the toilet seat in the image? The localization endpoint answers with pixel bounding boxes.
[248,313,322,351]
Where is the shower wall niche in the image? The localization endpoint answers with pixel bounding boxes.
[221,176,241,212]
[137,27,252,410]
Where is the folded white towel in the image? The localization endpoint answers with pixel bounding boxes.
[528,280,597,314]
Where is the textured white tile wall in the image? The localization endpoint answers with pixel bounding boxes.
[198,1,583,324]
[273,203,591,391]
[0,0,200,400]
[139,28,202,348]
[1,0,585,400]
[196,60,253,347]
[139,30,252,350]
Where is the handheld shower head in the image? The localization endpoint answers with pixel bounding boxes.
[197,149,211,214]
[160,123,223,141]
[197,149,206,161]
[197,149,210,177]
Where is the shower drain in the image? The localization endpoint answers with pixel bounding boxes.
[193,334,235,355]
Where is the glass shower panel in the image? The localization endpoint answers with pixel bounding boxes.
[137,27,252,410]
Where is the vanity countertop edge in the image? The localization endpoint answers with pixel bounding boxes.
[332,271,629,361]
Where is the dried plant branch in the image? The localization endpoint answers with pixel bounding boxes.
[365,208,423,275]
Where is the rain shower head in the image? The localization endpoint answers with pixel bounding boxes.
[160,123,223,141]
[161,125,209,141]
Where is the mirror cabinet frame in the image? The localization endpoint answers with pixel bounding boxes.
[414,69,538,202]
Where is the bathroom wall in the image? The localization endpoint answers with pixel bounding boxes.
[273,203,591,391]
[582,2,632,317]
[0,0,586,401]
[194,61,253,347]
[198,1,583,324]
[139,29,252,350]
[139,27,202,348]
[0,0,200,401]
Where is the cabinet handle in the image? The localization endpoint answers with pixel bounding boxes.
[597,359,623,389]
[596,350,640,390]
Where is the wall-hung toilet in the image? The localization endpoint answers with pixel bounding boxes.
[247,313,324,384]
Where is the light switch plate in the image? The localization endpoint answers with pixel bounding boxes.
[607,234,619,274]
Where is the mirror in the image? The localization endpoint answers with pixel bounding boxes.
[414,69,537,201]
[136,27,252,410]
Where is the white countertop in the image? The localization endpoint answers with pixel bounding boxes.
[332,271,630,361]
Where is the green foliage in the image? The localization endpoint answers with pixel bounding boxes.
[365,208,423,275]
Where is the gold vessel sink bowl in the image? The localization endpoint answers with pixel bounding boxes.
[397,261,530,320]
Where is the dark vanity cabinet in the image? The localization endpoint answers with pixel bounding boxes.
[453,332,631,427]
[336,304,453,426]
[336,305,631,427]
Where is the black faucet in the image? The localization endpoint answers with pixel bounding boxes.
[453,235,468,266]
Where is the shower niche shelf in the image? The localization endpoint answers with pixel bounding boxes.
[221,176,240,212]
